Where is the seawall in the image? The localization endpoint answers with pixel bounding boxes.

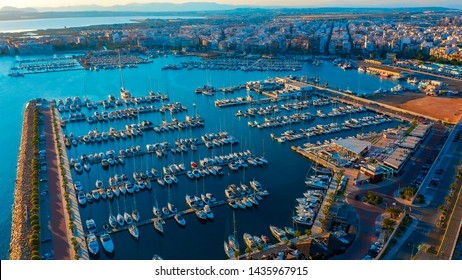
[9,101,37,260]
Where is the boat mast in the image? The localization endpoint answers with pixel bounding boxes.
[119,50,125,89]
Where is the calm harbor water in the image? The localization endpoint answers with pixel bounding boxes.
[0,55,408,259]
[0,16,203,33]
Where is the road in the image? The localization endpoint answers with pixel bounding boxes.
[391,119,462,260]
[43,107,72,260]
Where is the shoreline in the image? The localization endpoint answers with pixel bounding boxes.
[9,101,37,260]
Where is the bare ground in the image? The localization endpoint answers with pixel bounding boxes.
[373,93,462,123]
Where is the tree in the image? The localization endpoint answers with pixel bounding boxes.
[305,229,312,236]
[294,230,301,238]
[245,247,253,255]
[233,250,241,259]
[382,218,397,230]
[386,207,401,219]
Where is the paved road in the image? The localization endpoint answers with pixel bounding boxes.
[391,120,462,260]
[43,108,72,260]
[332,123,447,260]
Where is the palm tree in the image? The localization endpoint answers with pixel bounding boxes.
[233,249,241,259]
[305,229,312,236]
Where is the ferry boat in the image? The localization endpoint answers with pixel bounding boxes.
[100,233,114,254]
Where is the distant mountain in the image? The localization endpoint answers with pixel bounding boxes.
[0,6,37,13]
[35,2,237,12]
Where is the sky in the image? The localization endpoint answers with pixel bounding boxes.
[2,0,461,8]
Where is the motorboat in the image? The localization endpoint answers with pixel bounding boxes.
[157,178,165,186]
[284,226,296,236]
[85,219,97,233]
[86,192,93,203]
[106,188,114,199]
[243,233,256,248]
[100,233,114,254]
[86,233,99,256]
[228,200,238,209]
[74,162,83,174]
[128,224,139,240]
[174,214,186,227]
[206,193,217,204]
[195,210,207,221]
[95,179,103,189]
[92,190,100,201]
[261,235,271,244]
[74,181,83,192]
[77,191,86,205]
[203,205,214,219]
[249,179,263,191]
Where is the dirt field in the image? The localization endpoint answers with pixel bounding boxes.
[373,93,462,123]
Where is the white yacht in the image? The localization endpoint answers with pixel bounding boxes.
[243,233,256,248]
[269,225,288,242]
[100,233,114,254]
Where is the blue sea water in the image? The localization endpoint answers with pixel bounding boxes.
[0,16,203,33]
[0,55,407,259]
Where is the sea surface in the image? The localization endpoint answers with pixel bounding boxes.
[0,16,203,33]
[0,55,409,259]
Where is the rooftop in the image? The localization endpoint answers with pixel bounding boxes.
[333,138,371,155]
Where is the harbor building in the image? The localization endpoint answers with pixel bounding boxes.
[332,138,371,157]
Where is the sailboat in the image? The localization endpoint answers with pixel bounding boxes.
[116,199,124,227]
[128,224,139,240]
[132,195,140,222]
[228,211,240,251]
[174,213,186,227]
[118,50,132,100]
[153,219,164,234]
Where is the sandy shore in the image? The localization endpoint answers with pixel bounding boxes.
[9,102,37,260]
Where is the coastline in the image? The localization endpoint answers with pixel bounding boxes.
[9,101,37,260]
